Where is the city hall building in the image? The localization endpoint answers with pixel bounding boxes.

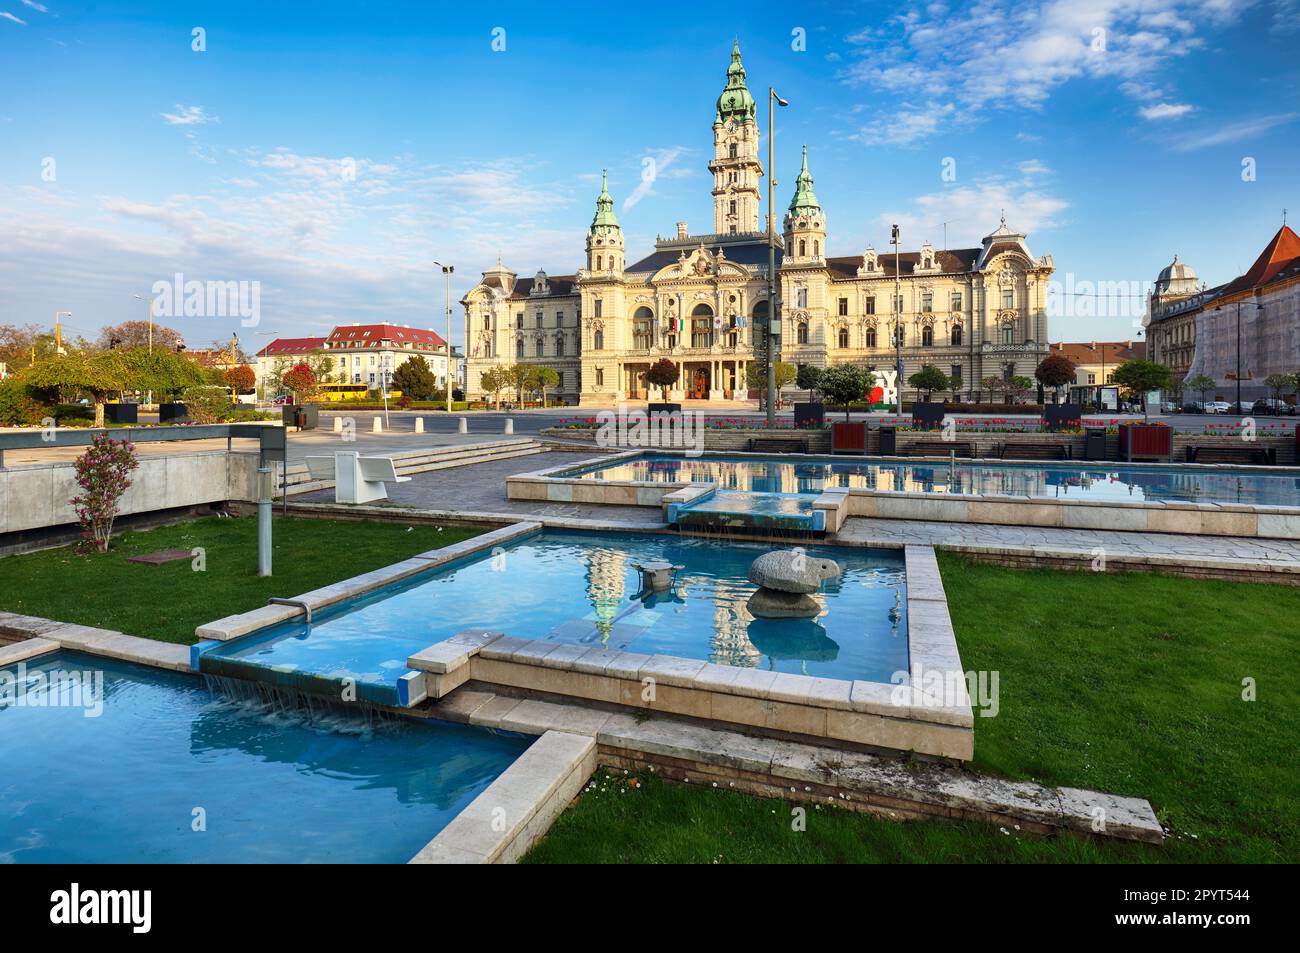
[462,42,1055,405]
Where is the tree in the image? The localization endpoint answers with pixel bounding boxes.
[71,434,139,554]
[818,364,872,420]
[504,363,533,404]
[1185,374,1216,405]
[979,375,1005,403]
[24,351,128,427]
[478,366,506,409]
[645,358,680,400]
[120,348,206,399]
[281,362,317,402]
[265,351,337,396]
[0,323,54,368]
[1007,376,1034,403]
[1263,373,1294,405]
[224,364,256,395]
[97,320,185,352]
[796,364,823,402]
[392,355,439,400]
[1034,353,1077,401]
[1110,359,1172,420]
[746,361,797,395]
[907,365,950,402]
[530,366,561,406]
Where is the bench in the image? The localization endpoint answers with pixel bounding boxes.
[303,451,412,504]
[1184,445,1277,466]
[1000,441,1072,460]
[900,440,974,457]
[748,437,809,454]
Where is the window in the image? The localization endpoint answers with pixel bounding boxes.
[515,312,523,329]
[921,293,933,313]
[865,327,877,348]
[796,287,808,309]
[1002,323,1015,345]
[556,311,564,324]
[596,255,602,270]
[535,338,544,357]
[556,335,565,357]
[951,324,963,346]
[594,299,602,318]
[837,327,848,348]
[483,315,491,329]
[813,240,820,256]
[921,325,933,346]
[1002,288,1014,309]
[633,307,653,349]
[1087,373,1096,385]
[516,339,524,359]
[595,367,604,387]
[894,294,903,314]
[728,143,737,158]
[593,328,604,350]
[798,240,806,257]
[536,311,544,328]
[838,297,848,316]
[950,365,962,388]
[797,323,809,345]
[895,326,906,347]
[729,200,736,215]
[865,296,876,315]
[951,292,962,311]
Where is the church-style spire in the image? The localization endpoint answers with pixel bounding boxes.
[787,144,820,216]
[715,38,757,123]
[589,169,620,234]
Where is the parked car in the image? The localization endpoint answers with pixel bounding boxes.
[1252,398,1296,415]
[271,393,295,405]
[1204,401,1232,414]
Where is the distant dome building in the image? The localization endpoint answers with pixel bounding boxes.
[1154,256,1200,299]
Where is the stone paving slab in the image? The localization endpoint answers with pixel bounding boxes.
[0,636,61,665]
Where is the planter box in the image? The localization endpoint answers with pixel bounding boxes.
[911,402,945,430]
[1119,422,1172,461]
[832,421,868,454]
[158,402,188,423]
[104,403,138,424]
[793,402,825,428]
[647,402,682,417]
[1043,403,1083,431]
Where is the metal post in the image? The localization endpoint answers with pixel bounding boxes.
[893,224,902,415]
[445,264,454,413]
[257,466,273,577]
[766,87,787,425]
[1236,301,1242,413]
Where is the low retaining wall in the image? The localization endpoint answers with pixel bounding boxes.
[842,489,1300,540]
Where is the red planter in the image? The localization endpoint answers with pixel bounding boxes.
[831,421,868,454]
[1119,422,1172,461]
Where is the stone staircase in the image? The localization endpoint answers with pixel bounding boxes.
[283,438,547,496]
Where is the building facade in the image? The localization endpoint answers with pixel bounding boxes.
[255,324,463,396]
[1047,340,1146,387]
[1147,225,1300,401]
[463,42,1055,405]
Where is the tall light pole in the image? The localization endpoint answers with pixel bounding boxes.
[434,261,454,412]
[132,294,154,352]
[54,310,71,356]
[892,224,902,414]
[766,86,789,425]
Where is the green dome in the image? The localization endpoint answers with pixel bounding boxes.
[787,145,821,216]
[589,169,621,235]
[715,39,756,123]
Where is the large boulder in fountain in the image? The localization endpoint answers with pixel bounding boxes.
[747,551,840,594]
[747,588,823,619]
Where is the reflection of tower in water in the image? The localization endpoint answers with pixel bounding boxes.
[708,578,762,669]
[584,547,628,644]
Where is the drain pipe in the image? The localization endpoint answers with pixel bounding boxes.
[268,597,313,625]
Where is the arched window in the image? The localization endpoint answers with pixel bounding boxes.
[922,325,933,347]
[596,255,602,270]
[516,339,524,359]
[729,143,737,158]
[1001,322,1015,345]
[556,335,565,357]
[865,326,877,348]
[797,322,809,345]
[798,239,806,257]
[813,240,820,256]
[535,337,545,357]
[951,325,962,346]
[633,307,653,349]
[691,304,713,348]
[837,327,849,349]
[593,328,604,350]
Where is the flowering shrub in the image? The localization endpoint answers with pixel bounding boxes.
[71,433,139,554]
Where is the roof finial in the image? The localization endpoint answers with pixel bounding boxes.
[1000,208,1006,226]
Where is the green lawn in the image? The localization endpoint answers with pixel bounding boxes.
[0,516,482,644]
[525,556,1299,863]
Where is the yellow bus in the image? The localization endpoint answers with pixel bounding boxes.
[315,383,403,401]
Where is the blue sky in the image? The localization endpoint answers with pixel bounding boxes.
[1,0,1296,350]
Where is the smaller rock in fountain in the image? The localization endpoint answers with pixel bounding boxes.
[748,550,840,594]
[747,588,823,619]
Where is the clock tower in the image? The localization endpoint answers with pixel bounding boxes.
[709,40,763,235]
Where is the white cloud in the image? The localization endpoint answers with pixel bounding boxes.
[0,11,28,24]
[1018,159,1050,176]
[839,0,1248,142]
[21,1,48,12]
[850,103,957,147]
[1139,102,1194,120]
[161,105,218,126]
[1170,112,1300,150]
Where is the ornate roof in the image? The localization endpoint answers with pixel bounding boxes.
[589,169,621,236]
[786,145,821,217]
[714,39,756,123]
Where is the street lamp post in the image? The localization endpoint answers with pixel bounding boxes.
[766,86,788,426]
[892,224,902,414]
[434,261,454,413]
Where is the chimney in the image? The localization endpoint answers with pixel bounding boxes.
[676,222,688,239]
